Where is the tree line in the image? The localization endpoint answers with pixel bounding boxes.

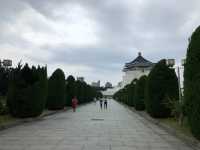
[114,25,200,140]
[0,63,102,118]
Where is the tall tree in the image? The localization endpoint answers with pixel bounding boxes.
[184,26,200,139]
[135,75,147,110]
[65,75,75,106]
[7,63,48,118]
[47,69,66,110]
[146,59,179,118]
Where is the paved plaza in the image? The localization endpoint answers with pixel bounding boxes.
[0,100,193,150]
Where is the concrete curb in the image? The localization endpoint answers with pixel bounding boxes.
[120,102,200,150]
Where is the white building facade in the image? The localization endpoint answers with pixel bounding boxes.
[102,52,154,98]
[122,52,154,87]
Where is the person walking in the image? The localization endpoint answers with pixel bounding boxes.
[72,96,78,112]
[104,99,108,109]
[99,99,103,109]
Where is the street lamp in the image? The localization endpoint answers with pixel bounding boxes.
[181,59,186,66]
[166,58,185,125]
[166,59,184,103]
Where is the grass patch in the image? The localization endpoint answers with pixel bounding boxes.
[0,115,16,125]
[159,117,193,137]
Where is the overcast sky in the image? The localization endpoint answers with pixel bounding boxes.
[1,0,200,86]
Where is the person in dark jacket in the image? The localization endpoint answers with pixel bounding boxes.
[104,99,108,109]
[99,99,103,109]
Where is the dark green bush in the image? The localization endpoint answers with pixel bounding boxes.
[74,80,83,103]
[113,79,137,106]
[66,76,101,105]
[184,25,200,140]
[7,63,48,118]
[0,97,9,115]
[135,75,147,110]
[0,100,3,114]
[47,69,65,110]
[65,75,75,106]
[127,80,137,106]
[145,59,179,118]
[0,67,10,96]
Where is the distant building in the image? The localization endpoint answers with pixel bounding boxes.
[77,77,84,82]
[122,52,154,87]
[118,81,122,87]
[0,59,12,68]
[103,52,155,98]
[105,82,112,88]
[91,80,100,87]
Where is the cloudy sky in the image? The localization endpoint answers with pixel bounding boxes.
[1,0,200,86]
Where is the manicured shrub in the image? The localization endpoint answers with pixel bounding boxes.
[130,79,138,107]
[47,69,65,110]
[7,63,48,118]
[74,80,83,103]
[0,100,3,114]
[0,67,10,96]
[0,96,9,115]
[113,79,137,106]
[66,77,100,105]
[145,59,179,118]
[184,25,200,139]
[65,75,75,106]
[135,75,147,110]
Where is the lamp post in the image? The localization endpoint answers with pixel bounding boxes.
[166,59,185,103]
[166,58,185,125]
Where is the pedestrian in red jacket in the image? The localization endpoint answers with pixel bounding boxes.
[72,96,78,112]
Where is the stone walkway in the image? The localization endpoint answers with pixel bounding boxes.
[0,100,193,150]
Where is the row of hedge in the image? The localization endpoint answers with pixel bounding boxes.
[0,67,11,115]
[114,59,179,118]
[1,63,101,118]
[114,25,200,140]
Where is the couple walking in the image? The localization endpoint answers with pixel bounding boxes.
[99,99,108,109]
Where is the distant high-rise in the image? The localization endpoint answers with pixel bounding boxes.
[91,80,100,87]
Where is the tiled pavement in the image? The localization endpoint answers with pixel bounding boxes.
[0,100,193,150]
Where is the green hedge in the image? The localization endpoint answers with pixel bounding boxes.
[113,79,137,106]
[145,59,179,118]
[7,64,48,118]
[66,77,100,105]
[0,67,10,96]
[134,75,147,110]
[184,26,200,140]
[47,69,66,110]
[65,75,75,106]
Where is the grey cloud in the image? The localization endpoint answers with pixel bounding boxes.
[0,0,200,84]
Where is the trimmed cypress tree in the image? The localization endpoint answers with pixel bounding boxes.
[74,80,83,103]
[131,79,138,107]
[7,63,48,118]
[47,69,65,110]
[0,67,9,96]
[146,59,179,118]
[113,79,137,106]
[184,26,200,140]
[0,99,3,114]
[65,75,75,106]
[135,75,147,110]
